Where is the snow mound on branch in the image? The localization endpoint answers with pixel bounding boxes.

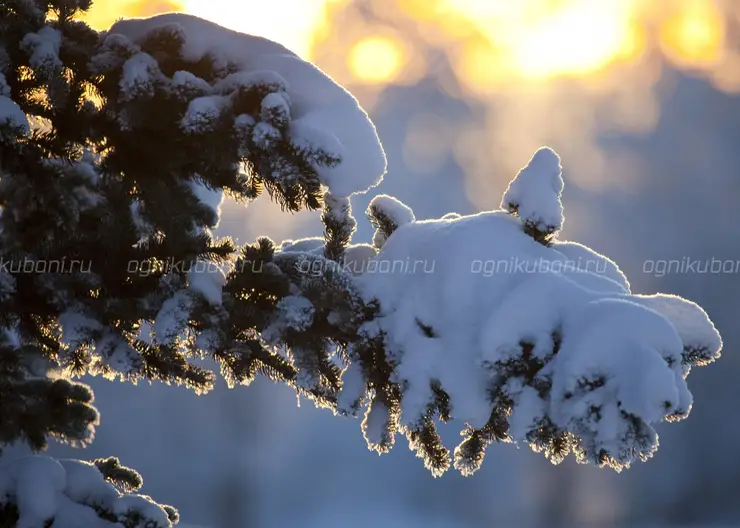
[502,146,564,233]
[279,237,324,254]
[369,194,416,226]
[0,456,172,528]
[356,147,721,469]
[0,97,29,135]
[109,13,386,198]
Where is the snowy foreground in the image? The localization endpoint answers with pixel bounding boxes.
[0,12,723,527]
[283,147,721,475]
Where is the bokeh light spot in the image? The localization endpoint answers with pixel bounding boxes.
[348,36,405,84]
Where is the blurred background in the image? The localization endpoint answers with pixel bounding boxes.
[42,0,740,525]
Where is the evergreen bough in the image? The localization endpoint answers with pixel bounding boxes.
[0,3,723,526]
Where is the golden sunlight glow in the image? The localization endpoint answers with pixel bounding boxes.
[348,36,405,84]
[80,0,184,30]
[80,0,735,90]
[442,0,643,81]
[182,0,337,58]
[659,0,724,68]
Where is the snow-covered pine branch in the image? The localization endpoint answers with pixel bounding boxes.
[0,456,178,528]
[350,146,721,476]
[0,3,724,525]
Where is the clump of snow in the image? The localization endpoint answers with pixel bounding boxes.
[180,95,227,134]
[119,52,160,101]
[354,148,721,469]
[368,194,416,227]
[338,360,366,414]
[20,27,62,74]
[59,310,102,350]
[187,261,226,306]
[323,192,355,227]
[501,146,564,235]
[279,237,324,254]
[261,91,290,127]
[274,295,315,331]
[186,177,224,226]
[552,239,630,292]
[261,295,315,346]
[89,33,139,75]
[367,194,416,249]
[110,13,386,198]
[92,332,141,376]
[290,120,346,176]
[171,70,212,97]
[214,70,289,95]
[362,400,392,450]
[342,243,377,275]
[0,96,29,135]
[630,293,722,367]
[0,456,173,528]
[252,121,281,149]
[130,199,153,239]
[153,290,193,345]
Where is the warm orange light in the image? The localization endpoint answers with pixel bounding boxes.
[348,36,405,84]
[183,0,338,58]
[660,0,724,68]
[79,0,184,30]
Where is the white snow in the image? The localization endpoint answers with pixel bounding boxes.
[20,27,62,73]
[153,290,193,345]
[362,400,391,449]
[261,91,290,124]
[368,194,416,227]
[251,121,281,149]
[261,295,315,346]
[338,359,366,414]
[630,293,722,365]
[171,70,212,96]
[501,146,564,233]
[355,148,721,465]
[112,494,171,525]
[92,332,140,377]
[342,244,377,275]
[551,239,630,292]
[109,13,387,198]
[187,261,226,306]
[278,237,324,254]
[274,295,315,331]
[187,177,224,226]
[289,120,346,175]
[0,456,173,528]
[367,194,415,249]
[58,310,102,350]
[129,199,152,238]
[0,96,29,135]
[119,52,160,101]
[213,70,288,95]
[323,192,355,227]
[180,95,227,134]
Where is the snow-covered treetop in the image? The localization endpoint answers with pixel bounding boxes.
[501,146,564,244]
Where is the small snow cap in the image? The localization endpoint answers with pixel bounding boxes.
[528,146,564,194]
[502,146,565,243]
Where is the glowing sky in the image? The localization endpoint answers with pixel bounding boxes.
[81,0,731,88]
